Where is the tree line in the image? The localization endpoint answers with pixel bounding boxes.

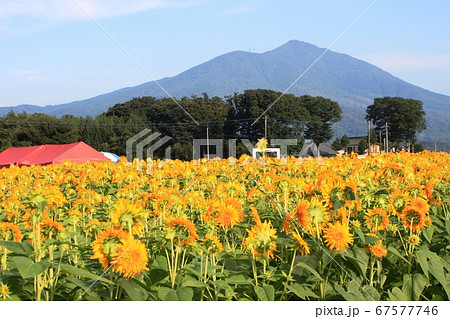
[0,90,342,160]
[0,90,427,160]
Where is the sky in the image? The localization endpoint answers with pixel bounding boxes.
[1,0,449,107]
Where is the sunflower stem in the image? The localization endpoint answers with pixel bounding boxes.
[251,254,258,287]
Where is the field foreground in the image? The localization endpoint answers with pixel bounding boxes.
[0,151,449,301]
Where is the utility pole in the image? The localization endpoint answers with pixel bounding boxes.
[368,121,371,156]
[206,126,210,161]
[264,115,268,140]
[385,122,389,152]
[435,140,437,152]
[379,129,382,153]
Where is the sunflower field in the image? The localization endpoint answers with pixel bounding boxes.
[0,150,449,301]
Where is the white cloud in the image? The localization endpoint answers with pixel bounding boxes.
[222,0,263,15]
[0,0,164,21]
[0,0,166,36]
[12,69,50,84]
[360,53,450,71]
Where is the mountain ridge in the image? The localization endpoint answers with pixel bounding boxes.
[1,40,449,140]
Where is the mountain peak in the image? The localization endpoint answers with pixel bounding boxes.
[1,40,449,140]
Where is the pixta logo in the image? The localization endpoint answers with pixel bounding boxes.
[126,129,324,174]
[126,129,172,175]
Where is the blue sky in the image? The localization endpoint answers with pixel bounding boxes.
[1,0,449,107]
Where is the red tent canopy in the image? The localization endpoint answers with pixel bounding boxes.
[0,142,108,167]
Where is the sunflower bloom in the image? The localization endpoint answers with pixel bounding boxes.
[324,222,353,251]
[111,237,149,278]
[165,216,198,246]
[40,218,65,240]
[242,220,277,259]
[295,199,311,229]
[409,234,421,246]
[409,197,429,215]
[292,232,310,256]
[215,201,244,228]
[202,234,224,254]
[91,228,130,269]
[0,222,23,242]
[1,283,10,300]
[364,208,390,232]
[401,205,426,232]
[369,241,388,258]
[111,198,144,236]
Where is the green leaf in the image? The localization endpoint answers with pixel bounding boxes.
[12,256,50,279]
[227,274,251,285]
[354,229,366,244]
[402,273,426,301]
[181,276,207,288]
[118,278,149,301]
[158,286,193,301]
[415,249,429,279]
[60,264,115,285]
[158,287,177,301]
[254,285,274,301]
[422,226,434,244]
[286,283,319,299]
[149,268,169,285]
[343,247,369,278]
[428,255,446,284]
[293,261,323,281]
[388,247,411,265]
[153,255,168,271]
[334,282,366,301]
[387,287,409,301]
[0,241,33,255]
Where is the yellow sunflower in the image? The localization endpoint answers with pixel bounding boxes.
[165,216,198,247]
[369,240,388,258]
[292,232,310,256]
[201,234,224,254]
[111,237,149,278]
[364,208,390,232]
[40,218,65,240]
[0,222,23,242]
[215,200,244,228]
[111,198,144,236]
[401,205,427,232]
[242,220,277,259]
[324,222,353,251]
[409,197,429,215]
[90,228,130,269]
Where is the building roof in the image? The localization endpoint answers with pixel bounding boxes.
[0,142,107,167]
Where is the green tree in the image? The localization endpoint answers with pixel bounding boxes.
[340,134,350,151]
[225,89,309,156]
[331,138,342,151]
[366,97,426,145]
[304,96,342,156]
[358,137,368,154]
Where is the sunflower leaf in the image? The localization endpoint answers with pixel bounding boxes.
[60,264,115,285]
[285,283,319,299]
[415,248,429,279]
[387,287,409,301]
[254,285,274,301]
[118,278,149,301]
[0,241,33,256]
[402,273,426,301]
[293,261,323,281]
[12,256,50,279]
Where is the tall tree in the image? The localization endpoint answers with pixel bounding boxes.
[365,97,426,145]
[304,96,342,155]
[225,89,309,156]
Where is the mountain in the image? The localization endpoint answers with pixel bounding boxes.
[1,40,449,140]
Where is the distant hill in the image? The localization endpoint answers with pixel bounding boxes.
[1,40,449,140]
